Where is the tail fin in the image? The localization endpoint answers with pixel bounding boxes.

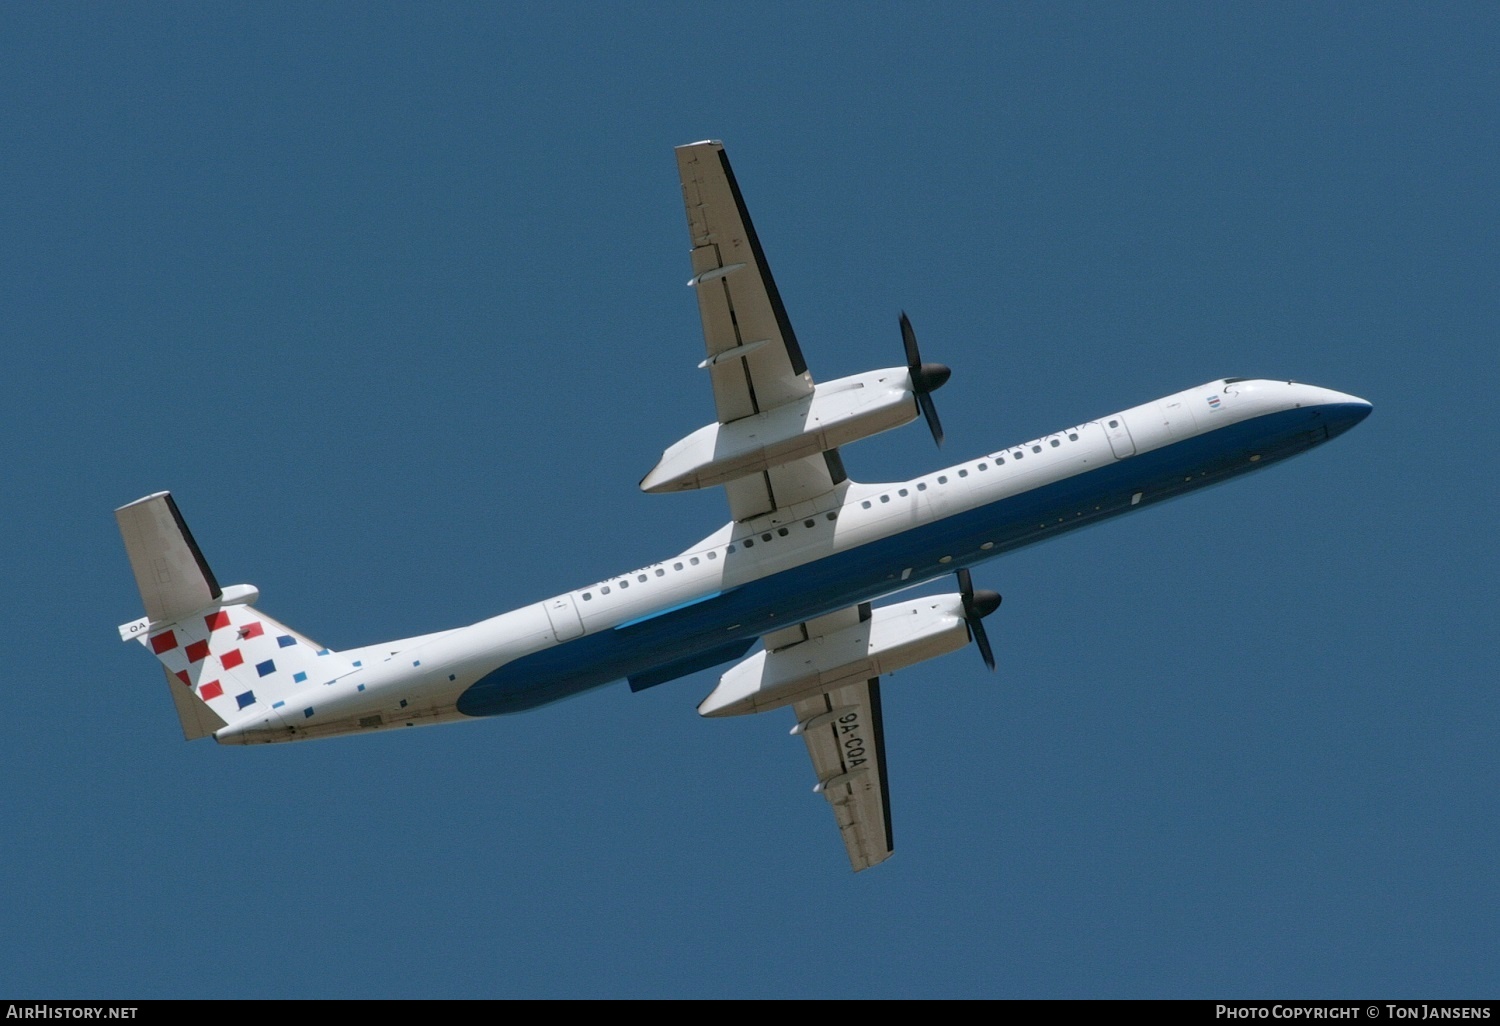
[116,492,221,624]
[116,493,356,740]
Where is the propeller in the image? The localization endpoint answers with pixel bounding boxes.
[957,567,1001,672]
[900,311,951,447]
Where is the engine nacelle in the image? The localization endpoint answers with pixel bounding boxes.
[641,368,918,493]
[698,595,971,717]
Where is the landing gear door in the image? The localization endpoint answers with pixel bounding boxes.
[1104,415,1136,459]
[544,595,585,642]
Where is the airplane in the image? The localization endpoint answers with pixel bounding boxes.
[115,140,1372,872]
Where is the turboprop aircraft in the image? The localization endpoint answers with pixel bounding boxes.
[115,140,1371,871]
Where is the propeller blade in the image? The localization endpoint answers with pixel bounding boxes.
[899,312,950,449]
[971,617,997,672]
[900,310,920,370]
[957,568,1001,672]
[918,390,945,447]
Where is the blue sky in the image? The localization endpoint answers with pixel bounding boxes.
[5,3,1496,998]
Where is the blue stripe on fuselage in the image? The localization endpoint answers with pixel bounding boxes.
[456,404,1360,716]
[613,591,723,629]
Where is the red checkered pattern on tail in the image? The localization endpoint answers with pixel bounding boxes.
[137,606,355,725]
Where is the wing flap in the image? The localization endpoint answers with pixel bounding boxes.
[721,455,845,524]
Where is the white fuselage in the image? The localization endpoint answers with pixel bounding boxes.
[216,378,1370,744]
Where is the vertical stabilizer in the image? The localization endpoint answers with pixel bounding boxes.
[116,492,221,623]
[116,492,356,741]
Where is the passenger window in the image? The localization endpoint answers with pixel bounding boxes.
[880,494,890,503]
[638,574,647,583]
[978,463,987,471]
[762,533,773,542]
[1014,451,1023,459]
[619,579,628,589]
[917,482,927,491]
[690,557,700,565]
[673,562,683,570]
[1050,439,1060,447]
[727,544,736,554]
[1068,432,1078,441]
[996,456,1005,464]
[601,586,611,594]
[777,527,788,537]
[582,592,592,601]
[938,476,948,484]
[1032,445,1041,453]
[655,568,665,576]
[826,512,837,521]
[1108,419,1119,428]
[707,550,717,559]
[743,539,753,548]
[898,488,909,497]
[862,500,872,509]
[958,469,968,478]
[804,519,815,528]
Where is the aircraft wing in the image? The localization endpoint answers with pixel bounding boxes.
[675,141,845,522]
[768,605,895,872]
[792,678,893,872]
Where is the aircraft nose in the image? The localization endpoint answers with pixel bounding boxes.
[1323,392,1372,439]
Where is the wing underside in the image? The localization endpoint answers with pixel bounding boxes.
[673,145,893,869]
[792,677,894,872]
[769,604,894,872]
[675,141,844,522]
